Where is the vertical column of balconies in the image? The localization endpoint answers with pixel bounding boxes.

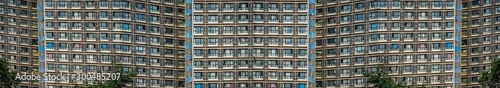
[38,0,46,87]
[454,0,462,87]
[185,0,193,88]
[307,0,316,88]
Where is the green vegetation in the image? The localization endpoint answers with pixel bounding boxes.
[479,59,500,87]
[0,58,20,88]
[363,64,407,88]
[91,65,137,88]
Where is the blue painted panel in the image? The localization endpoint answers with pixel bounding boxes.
[308,76,315,82]
[39,77,45,83]
[456,16,461,21]
[455,46,461,52]
[308,65,315,72]
[185,65,192,72]
[455,27,461,32]
[185,54,192,60]
[37,5,43,11]
[185,32,192,38]
[309,20,316,27]
[455,36,461,42]
[309,43,315,49]
[38,46,45,52]
[455,56,461,62]
[186,0,192,4]
[298,84,306,88]
[38,15,44,21]
[456,5,462,11]
[38,26,44,31]
[308,32,316,38]
[39,56,44,61]
[185,9,192,16]
[186,43,192,49]
[38,36,44,41]
[186,76,193,82]
[455,78,461,83]
[195,84,203,88]
[308,0,315,4]
[39,66,44,72]
[309,54,315,60]
[186,20,192,27]
[309,9,315,15]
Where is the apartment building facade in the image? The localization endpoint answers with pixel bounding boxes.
[460,0,500,87]
[188,0,312,88]
[40,0,187,87]
[3,0,500,88]
[315,0,461,88]
[0,0,40,87]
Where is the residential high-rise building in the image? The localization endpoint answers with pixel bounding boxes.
[2,0,500,88]
[188,0,311,88]
[460,0,500,87]
[314,0,460,88]
[0,0,39,87]
[39,0,187,87]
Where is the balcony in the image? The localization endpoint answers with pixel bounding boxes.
[298,65,306,69]
[253,64,263,68]
[208,76,218,80]
[223,76,233,80]
[238,64,248,68]
[253,19,263,23]
[268,76,278,80]
[354,83,364,87]
[283,64,293,69]
[208,54,218,58]
[208,64,218,69]
[269,8,278,11]
[404,48,413,52]
[340,73,349,77]
[238,7,248,11]
[283,76,293,80]
[238,53,248,57]
[238,76,248,80]
[268,64,278,68]
[298,76,306,81]
[254,7,263,11]
[223,64,233,69]
[341,84,350,87]
[194,76,203,80]
[268,19,278,23]
[253,75,263,80]
[223,7,233,12]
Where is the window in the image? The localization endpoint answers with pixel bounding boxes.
[194,26,203,34]
[239,3,248,10]
[268,3,278,10]
[58,1,67,7]
[208,26,218,34]
[253,3,263,10]
[341,5,350,12]
[328,7,337,13]
[283,26,293,34]
[283,4,294,11]
[217,27,231,35]
[223,3,233,11]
